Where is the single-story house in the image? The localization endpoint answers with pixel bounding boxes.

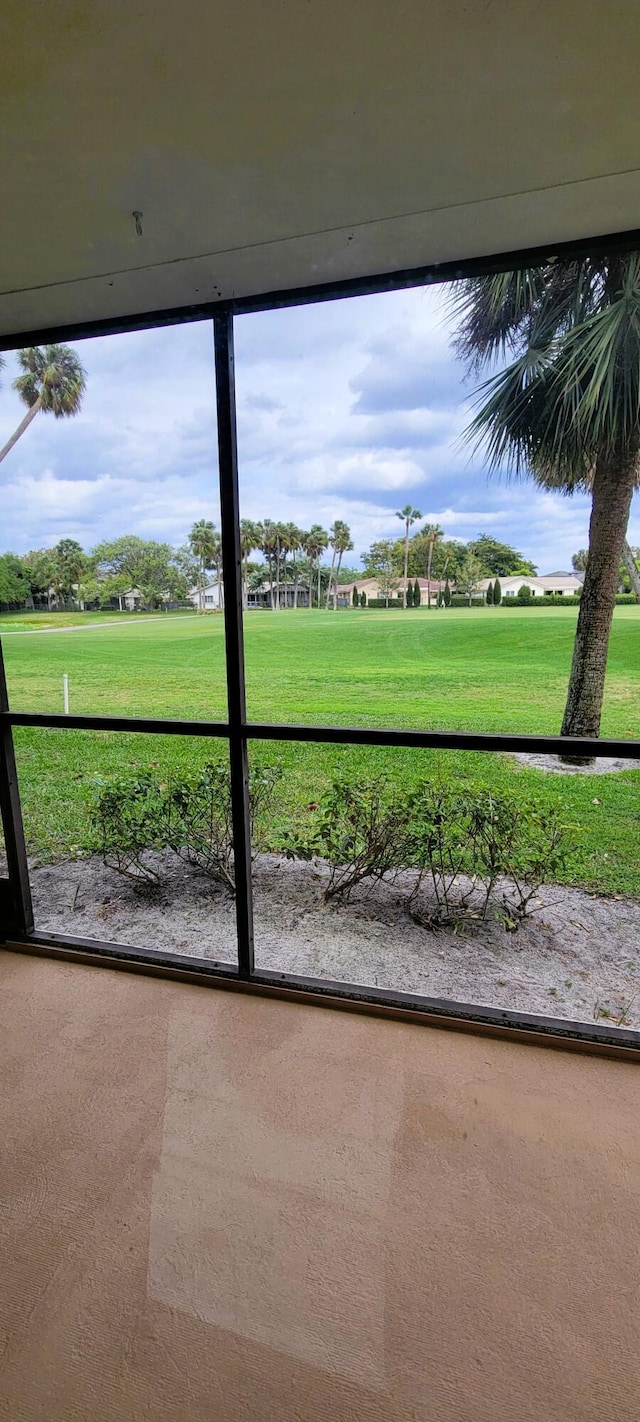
[188,582,223,610]
[247,581,310,609]
[337,577,448,606]
[477,572,583,598]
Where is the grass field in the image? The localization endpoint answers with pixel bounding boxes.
[1,605,639,896]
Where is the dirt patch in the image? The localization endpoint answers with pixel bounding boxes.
[24,851,640,1031]
[512,753,640,775]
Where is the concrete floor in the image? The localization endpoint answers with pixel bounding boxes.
[1,951,639,1422]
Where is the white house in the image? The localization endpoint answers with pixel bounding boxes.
[477,572,583,598]
[188,582,223,611]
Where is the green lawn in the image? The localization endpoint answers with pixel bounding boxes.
[2,605,639,895]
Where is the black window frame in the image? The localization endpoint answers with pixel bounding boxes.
[2,227,640,1057]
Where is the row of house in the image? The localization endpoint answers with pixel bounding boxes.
[337,572,584,604]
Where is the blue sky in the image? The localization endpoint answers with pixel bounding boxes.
[2,284,638,571]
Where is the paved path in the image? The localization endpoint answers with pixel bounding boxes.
[0,615,195,637]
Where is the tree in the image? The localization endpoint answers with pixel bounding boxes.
[94,535,186,610]
[240,520,261,609]
[413,578,421,608]
[571,549,588,572]
[395,505,422,608]
[486,580,494,605]
[443,577,452,607]
[259,519,279,609]
[0,345,86,466]
[516,584,533,604]
[467,534,536,577]
[0,554,30,609]
[189,520,218,613]
[360,590,367,607]
[52,539,86,604]
[352,585,359,607]
[451,256,640,746]
[303,525,327,609]
[456,552,485,606]
[327,521,353,609]
[493,577,502,606]
[622,541,640,601]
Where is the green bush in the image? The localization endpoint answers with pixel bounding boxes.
[443,578,452,607]
[360,590,367,606]
[404,782,570,929]
[352,586,359,606]
[282,775,571,927]
[516,583,533,604]
[89,757,281,891]
[413,578,421,607]
[281,777,407,899]
[486,581,494,605]
[493,577,502,605]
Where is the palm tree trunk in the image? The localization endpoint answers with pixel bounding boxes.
[0,396,42,466]
[317,562,321,608]
[426,536,434,609]
[199,555,204,613]
[403,524,409,608]
[293,563,299,609]
[326,550,336,609]
[561,450,637,755]
[333,553,343,611]
[622,539,640,602]
[275,547,281,610]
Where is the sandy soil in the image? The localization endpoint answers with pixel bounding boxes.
[21,850,640,1031]
[513,752,640,775]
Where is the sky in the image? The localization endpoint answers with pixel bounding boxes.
[1,283,639,572]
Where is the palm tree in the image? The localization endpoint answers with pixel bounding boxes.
[422,522,443,608]
[0,345,86,465]
[450,255,640,748]
[328,521,354,610]
[240,520,261,609]
[188,519,217,612]
[259,520,278,609]
[304,524,329,608]
[395,505,422,608]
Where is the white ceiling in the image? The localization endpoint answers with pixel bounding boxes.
[2,0,640,338]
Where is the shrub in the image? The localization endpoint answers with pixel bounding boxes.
[360,590,367,606]
[89,770,168,882]
[516,583,533,604]
[493,577,502,605]
[282,777,407,899]
[486,581,494,605]
[443,578,452,607]
[89,757,281,891]
[404,782,570,929]
[413,578,421,607]
[352,586,359,606]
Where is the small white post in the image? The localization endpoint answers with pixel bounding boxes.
[63,674,69,715]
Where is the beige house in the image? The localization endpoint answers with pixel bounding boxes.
[338,576,448,606]
[477,572,583,598]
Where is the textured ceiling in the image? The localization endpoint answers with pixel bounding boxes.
[2,0,640,336]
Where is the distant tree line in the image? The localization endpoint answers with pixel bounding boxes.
[0,524,548,613]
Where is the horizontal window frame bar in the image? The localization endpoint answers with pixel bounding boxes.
[5,932,640,1058]
[4,708,640,759]
[3,225,640,352]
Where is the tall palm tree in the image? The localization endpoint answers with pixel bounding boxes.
[304,524,329,608]
[328,521,354,610]
[451,255,640,747]
[0,345,87,465]
[240,519,261,609]
[395,505,423,608]
[422,522,443,608]
[259,520,278,609]
[188,519,217,613]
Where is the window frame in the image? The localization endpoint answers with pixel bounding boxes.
[2,229,640,1057]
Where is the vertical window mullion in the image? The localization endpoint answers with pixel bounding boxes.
[213,309,254,977]
[0,641,34,938]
